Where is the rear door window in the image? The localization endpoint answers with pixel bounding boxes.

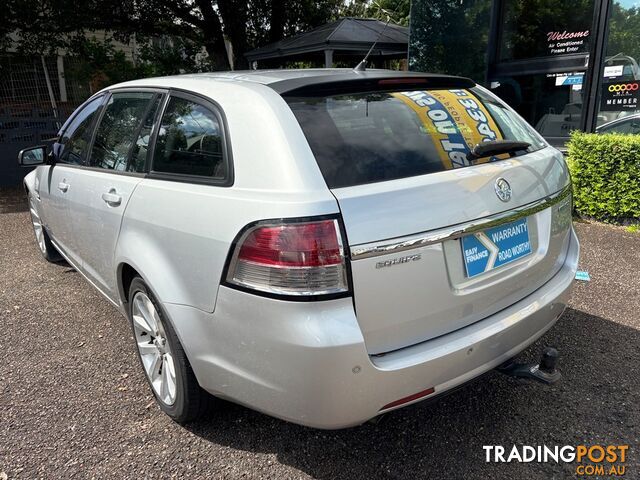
[285,87,547,188]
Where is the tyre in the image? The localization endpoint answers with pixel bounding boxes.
[127,277,213,423]
[28,192,62,262]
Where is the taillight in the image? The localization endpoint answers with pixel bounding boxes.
[225,218,349,297]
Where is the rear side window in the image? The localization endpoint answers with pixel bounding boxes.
[285,87,547,188]
[152,96,226,179]
[89,92,156,172]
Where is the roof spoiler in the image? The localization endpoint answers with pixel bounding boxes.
[271,73,476,96]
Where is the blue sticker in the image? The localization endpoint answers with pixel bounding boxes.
[575,271,591,281]
[462,218,532,278]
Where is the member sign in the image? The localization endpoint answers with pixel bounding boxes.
[600,82,640,111]
[461,218,532,278]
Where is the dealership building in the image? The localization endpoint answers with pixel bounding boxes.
[409,0,640,147]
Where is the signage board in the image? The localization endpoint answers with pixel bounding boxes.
[600,82,640,111]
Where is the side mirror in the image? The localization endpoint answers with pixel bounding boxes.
[18,146,47,166]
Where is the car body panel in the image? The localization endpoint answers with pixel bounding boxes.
[115,178,338,313]
[35,164,84,266]
[332,148,569,246]
[164,227,577,429]
[69,168,143,302]
[332,148,571,354]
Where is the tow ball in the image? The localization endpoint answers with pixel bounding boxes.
[496,347,561,385]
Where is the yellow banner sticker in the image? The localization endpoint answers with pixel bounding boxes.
[392,89,506,169]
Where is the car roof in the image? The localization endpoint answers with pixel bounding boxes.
[108,68,475,96]
[596,112,640,131]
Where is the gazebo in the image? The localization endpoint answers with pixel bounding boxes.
[245,18,408,69]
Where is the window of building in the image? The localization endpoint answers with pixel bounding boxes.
[499,0,596,62]
[491,72,585,140]
[408,0,493,81]
[596,1,640,131]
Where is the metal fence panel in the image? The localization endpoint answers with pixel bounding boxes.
[0,54,85,186]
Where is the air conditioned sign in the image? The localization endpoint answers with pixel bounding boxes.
[600,82,640,111]
[546,30,589,55]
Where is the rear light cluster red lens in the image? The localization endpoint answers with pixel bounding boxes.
[226,219,349,296]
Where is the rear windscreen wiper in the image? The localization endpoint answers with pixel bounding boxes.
[467,140,531,161]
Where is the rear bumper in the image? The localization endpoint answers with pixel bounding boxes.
[165,227,579,429]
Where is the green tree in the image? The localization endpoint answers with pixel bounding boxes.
[4,0,345,71]
[607,4,640,59]
[339,0,410,25]
[409,0,493,81]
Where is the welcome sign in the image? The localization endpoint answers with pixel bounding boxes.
[546,30,590,55]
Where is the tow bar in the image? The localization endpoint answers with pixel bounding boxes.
[496,347,561,385]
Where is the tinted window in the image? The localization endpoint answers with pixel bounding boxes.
[152,97,226,178]
[595,2,640,129]
[58,95,104,165]
[286,88,546,189]
[499,1,595,61]
[90,92,155,171]
[129,96,162,173]
[408,0,492,81]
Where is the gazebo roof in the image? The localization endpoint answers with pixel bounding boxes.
[245,18,409,62]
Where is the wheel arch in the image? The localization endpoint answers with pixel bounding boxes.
[115,259,201,375]
[117,262,139,304]
[23,169,37,196]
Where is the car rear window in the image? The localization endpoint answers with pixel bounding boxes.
[285,87,547,189]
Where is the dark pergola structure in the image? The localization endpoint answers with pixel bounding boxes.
[245,18,408,69]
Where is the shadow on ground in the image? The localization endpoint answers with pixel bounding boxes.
[0,187,28,214]
[185,307,638,479]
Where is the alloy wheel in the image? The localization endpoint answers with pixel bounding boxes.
[131,292,177,405]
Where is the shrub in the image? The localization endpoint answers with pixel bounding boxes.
[566,131,640,223]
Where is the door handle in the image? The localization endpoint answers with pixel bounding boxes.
[58,182,69,192]
[101,189,122,207]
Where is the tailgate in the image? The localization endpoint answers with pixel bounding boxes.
[285,84,573,354]
[337,152,572,354]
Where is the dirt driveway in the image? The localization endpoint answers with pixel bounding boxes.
[1,189,638,479]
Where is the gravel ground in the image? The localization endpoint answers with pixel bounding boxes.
[0,188,638,479]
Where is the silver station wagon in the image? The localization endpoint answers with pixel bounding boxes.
[20,69,579,429]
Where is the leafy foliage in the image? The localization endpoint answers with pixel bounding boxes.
[567,131,640,223]
[3,0,345,71]
[607,4,640,59]
[62,37,151,93]
[339,0,410,26]
[408,0,492,81]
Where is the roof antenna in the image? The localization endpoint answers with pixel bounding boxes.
[354,13,392,72]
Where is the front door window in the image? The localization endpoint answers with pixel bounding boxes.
[57,95,105,165]
[89,92,157,171]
